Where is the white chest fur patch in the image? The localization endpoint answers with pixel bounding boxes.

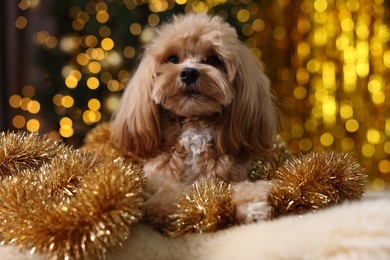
[179,127,214,182]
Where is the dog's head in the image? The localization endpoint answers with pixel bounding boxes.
[111,13,277,158]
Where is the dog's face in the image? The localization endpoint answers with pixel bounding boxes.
[112,13,276,158]
[148,15,238,117]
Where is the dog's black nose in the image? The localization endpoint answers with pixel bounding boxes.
[180,67,199,84]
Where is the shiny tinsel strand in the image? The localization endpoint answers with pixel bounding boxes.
[268,152,368,218]
[82,122,123,159]
[164,178,236,238]
[249,135,292,182]
[0,131,62,177]
[39,149,104,200]
[82,122,143,164]
[83,122,112,144]
[0,134,145,259]
[42,159,144,259]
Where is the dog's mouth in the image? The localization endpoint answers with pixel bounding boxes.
[182,84,201,98]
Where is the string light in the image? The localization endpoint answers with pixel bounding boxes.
[11,0,390,190]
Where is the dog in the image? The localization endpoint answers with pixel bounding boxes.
[111,13,277,227]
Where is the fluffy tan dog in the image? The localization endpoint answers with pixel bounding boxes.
[111,13,277,227]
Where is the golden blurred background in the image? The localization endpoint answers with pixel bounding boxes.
[3,0,390,190]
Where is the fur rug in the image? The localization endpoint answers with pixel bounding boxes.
[2,195,390,260]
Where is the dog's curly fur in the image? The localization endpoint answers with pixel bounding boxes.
[111,13,277,226]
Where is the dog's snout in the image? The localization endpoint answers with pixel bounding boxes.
[180,67,199,84]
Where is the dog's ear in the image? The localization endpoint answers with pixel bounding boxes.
[111,54,160,158]
[217,44,277,157]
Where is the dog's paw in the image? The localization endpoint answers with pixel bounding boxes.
[236,201,270,223]
[232,181,273,224]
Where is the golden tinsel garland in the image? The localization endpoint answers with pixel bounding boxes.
[82,122,143,164]
[0,132,145,259]
[249,135,292,181]
[164,178,236,237]
[0,131,63,177]
[0,125,369,258]
[268,152,368,218]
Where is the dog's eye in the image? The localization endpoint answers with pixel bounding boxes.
[167,55,180,64]
[205,55,222,66]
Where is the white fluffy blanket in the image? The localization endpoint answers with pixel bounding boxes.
[2,196,390,260]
